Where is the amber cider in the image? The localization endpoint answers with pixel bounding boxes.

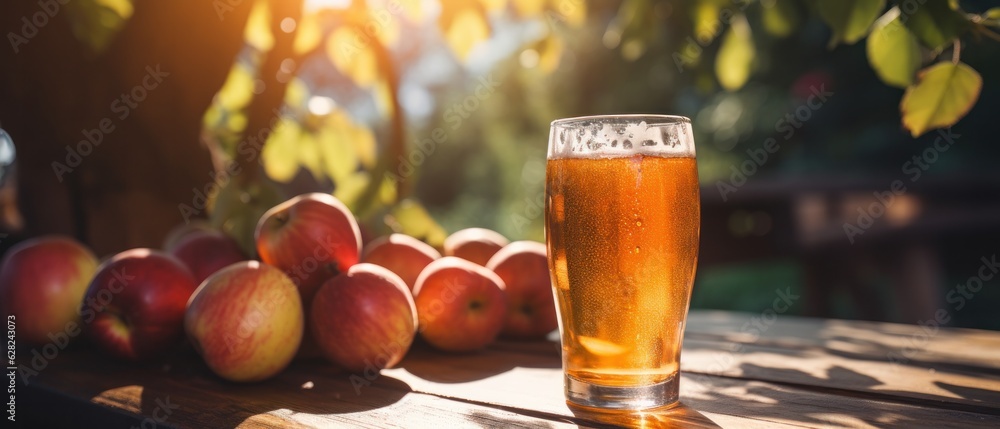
[545,154,700,387]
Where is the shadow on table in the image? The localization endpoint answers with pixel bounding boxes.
[137,351,414,428]
[687,329,1000,409]
[823,333,1000,378]
[678,347,994,427]
[23,346,413,428]
[463,410,561,429]
[398,340,559,384]
[935,381,1000,405]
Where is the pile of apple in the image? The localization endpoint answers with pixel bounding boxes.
[0,193,556,383]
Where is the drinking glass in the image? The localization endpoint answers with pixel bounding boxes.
[545,115,700,409]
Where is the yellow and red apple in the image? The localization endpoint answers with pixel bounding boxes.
[185,261,303,382]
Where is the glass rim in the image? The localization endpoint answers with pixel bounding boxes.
[550,114,691,128]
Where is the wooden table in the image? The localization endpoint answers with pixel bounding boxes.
[18,311,1000,428]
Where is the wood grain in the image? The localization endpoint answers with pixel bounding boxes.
[685,311,1000,371]
[17,311,1000,428]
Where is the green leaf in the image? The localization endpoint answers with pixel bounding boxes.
[894,0,968,50]
[715,15,755,91]
[293,13,322,55]
[334,172,371,209]
[987,7,1000,20]
[64,0,134,53]
[209,179,282,257]
[606,0,656,61]
[691,0,724,41]
[244,0,274,52]
[867,8,921,88]
[326,27,380,88]
[317,127,355,184]
[816,0,885,46]
[439,3,491,61]
[216,65,256,112]
[761,0,800,38]
[298,133,324,180]
[262,120,302,182]
[388,199,448,248]
[900,62,981,137]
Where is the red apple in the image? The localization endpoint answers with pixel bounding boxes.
[413,257,508,352]
[255,193,362,303]
[361,234,440,292]
[162,220,215,250]
[486,241,557,339]
[167,230,247,284]
[0,236,98,345]
[81,249,197,361]
[310,263,416,372]
[443,228,509,266]
[185,261,303,382]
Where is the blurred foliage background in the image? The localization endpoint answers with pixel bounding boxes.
[3,0,999,329]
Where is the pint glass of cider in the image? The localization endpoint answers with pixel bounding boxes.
[545,115,699,409]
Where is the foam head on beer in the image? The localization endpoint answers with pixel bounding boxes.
[547,116,696,160]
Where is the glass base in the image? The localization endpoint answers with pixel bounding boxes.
[565,373,679,410]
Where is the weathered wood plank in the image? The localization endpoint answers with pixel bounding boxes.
[20,348,575,429]
[685,311,1000,371]
[468,313,1000,414]
[19,310,1000,428]
[680,338,1000,412]
[385,345,1000,428]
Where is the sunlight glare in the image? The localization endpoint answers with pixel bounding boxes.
[305,0,350,12]
[308,96,337,116]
